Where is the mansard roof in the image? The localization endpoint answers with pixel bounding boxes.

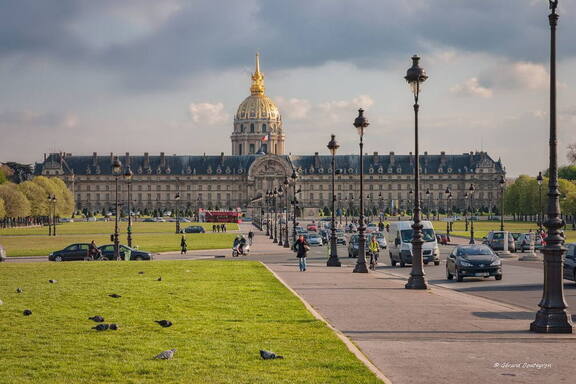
[37,151,503,176]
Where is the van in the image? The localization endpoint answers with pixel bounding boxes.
[388,221,440,267]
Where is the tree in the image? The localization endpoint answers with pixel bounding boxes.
[0,183,31,217]
[17,181,49,216]
[31,176,74,216]
[0,169,6,185]
[568,143,576,164]
[0,197,5,218]
[1,162,33,183]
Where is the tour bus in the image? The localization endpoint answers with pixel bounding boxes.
[388,221,440,267]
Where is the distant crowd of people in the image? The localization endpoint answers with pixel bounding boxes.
[212,224,227,233]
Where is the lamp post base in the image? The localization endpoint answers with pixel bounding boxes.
[469,238,475,244]
[353,262,368,273]
[327,256,341,267]
[405,275,428,290]
[530,310,573,333]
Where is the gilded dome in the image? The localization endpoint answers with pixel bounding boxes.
[235,53,281,121]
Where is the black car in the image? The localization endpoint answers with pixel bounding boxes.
[98,244,153,261]
[182,225,205,234]
[49,243,92,261]
[446,244,502,282]
[563,243,576,283]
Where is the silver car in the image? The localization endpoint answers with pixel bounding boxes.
[0,244,6,262]
[307,233,323,246]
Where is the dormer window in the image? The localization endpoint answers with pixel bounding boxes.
[262,124,267,132]
[250,123,255,133]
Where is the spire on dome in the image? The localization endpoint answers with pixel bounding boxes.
[250,52,265,95]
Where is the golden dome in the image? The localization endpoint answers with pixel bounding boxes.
[235,53,281,121]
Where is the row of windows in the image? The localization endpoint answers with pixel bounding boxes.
[77,184,237,192]
[79,193,239,202]
[306,191,494,200]
[237,123,269,133]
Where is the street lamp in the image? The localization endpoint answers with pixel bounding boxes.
[291,170,298,246]
[283,177,290,248]
[47,194,57,236]
[124,166,133,247]
[499,175,505,231]
[327,134,341,267]
[408,188,414,218]
[537,171,544,230]
[175,192,181,234]
[273,187,278,243]
[445,187,451,237]
[265,190,271,237]
[404,54,429,290]
[468,184,476,244]
[112,157,122,260]
[464,192,469,232]
[277,185,284,246]
[531,0,573,334]
[425,188,431,220]
[353,108,369,273]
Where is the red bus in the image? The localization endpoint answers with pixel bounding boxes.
[200,210,241,223]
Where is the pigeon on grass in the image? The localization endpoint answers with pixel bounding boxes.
[154,349,176,360]
[23,309,32,316]
[108,294,122,298]
[0,299,3,305]
[109,324,119,330]
[16,288,23,293]
[92,324,110,331]
[260,350,284,360]
[157,277,162,281]
[89,316,105,322]
[48,279,57,284]
[138,271,144,275]
[155,320,173,328]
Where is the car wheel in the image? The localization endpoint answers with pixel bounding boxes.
[434,261,440,266]
[495,274,503,281]
[134,256,143,261]
[424,261,429,266]
[446,266,453,280]
[83,256,93,261]
[55,255,63,262]
[456,269,464,282]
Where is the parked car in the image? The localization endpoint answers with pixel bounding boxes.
[335,230,347,245]
[143,218,156,222]
[0,244,6,262]
[307,223,318,232]
[446,244,503,281]
[388,221,440,267]
[49,243,92,261]
[482,231,516,252]
[436,234,450,245]
[182,225,206,234]
[370,232,387,249]
[346,223,358,233]
[59,218,74,223]
[516,233,544,252]
[563,243,576,283]
[97,244,153,261]
[307,233,323,246]
[366,224,378,233]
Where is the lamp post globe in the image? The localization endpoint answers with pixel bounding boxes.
[124,166,133,247]
[327,134,341,267]
[468,184,476,244]
[111,157,122,260]
[353,109,369,273]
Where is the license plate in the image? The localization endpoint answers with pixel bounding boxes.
[475,273,489,277]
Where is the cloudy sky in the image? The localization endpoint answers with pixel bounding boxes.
[0,0,575,177]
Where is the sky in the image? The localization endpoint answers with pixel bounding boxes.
[0,0,575,177]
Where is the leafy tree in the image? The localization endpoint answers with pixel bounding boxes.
[0,197,5,218]
[568,143,576,164]
[17,181,48,216]
[0,169,6,185]
[0,183,31,217]
[50,177,75,215]
[2,162,33,183]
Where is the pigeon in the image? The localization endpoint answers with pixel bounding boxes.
[155,320,173,328]
[157,277,162,281]
[48,279,57,284]
[89,316,105,323]
[23,309,32,316]
[109,323,119,330]
[16,288,23,293]
[154,349,176,360]
[92,324,110,331]
[260,350,284,360]
[0,299,3,305]
[138,271,144,275]
[108,294,122,298]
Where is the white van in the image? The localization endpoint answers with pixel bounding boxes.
[388,221,440,267]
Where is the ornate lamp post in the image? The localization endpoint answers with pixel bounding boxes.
[124,166,133,247]
[537,171,544,230]
[47,194,53,236]
[468,184,476,244]
[464,192,469,232]
[344,197,349,226]
[445,187,451,237]
[425,188,431,220]
[291,170,298,246]
[47,194,57,236]
[266,190,271,237]
[499,175,505,231]
[283,177,290,248]
[404,54,429,290]
[353,109,369,273]
[408,188,414,218]
[175,192,181,234]
[273,187,278,243]
[531,0,573,334]
[277,185,284,246]
[327,134,341,267]
[112,157,122,260]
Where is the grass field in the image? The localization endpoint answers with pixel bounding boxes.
[0,260,380,384]
[0,221,239,236]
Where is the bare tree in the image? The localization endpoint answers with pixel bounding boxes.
[568,143,576,164]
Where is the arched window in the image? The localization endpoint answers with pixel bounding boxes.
[262,124,267,132]
[250,123,255,133]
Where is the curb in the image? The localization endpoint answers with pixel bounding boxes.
[261,262,392,384]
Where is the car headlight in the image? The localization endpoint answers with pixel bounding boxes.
[459,260,473,267]
[490,259,501,266]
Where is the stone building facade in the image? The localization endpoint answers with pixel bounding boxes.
[36,55,505,215]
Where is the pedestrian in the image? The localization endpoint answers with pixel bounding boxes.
[294,235,310,272]
[212,224,216,233]
[248,230,254,245]
[180,236,187,255]
[217,224,221,233]
[221,224,226,232]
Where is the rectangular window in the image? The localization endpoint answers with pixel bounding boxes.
[87,193,91,200]
[96,194,100,201]
[208,193,212,201]
[238,144,243,155]
[187,193,191,200]
[147,193,151,201]
[156,193,161,201]
[249,144,255,154]
[310,193,314,200]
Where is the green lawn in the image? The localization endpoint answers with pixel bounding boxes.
[0,233,237,257]
[0,221,239,236]
[0,260,381,384]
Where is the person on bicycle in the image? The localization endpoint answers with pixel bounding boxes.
[88,240,100,259]
[368,236,379,269]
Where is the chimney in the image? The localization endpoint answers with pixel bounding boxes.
[125,152,130,166]
[110,152,114,164]
[389,151,395,166]
[372,151,378,164]
[160,152,166,168]
[314,152,320,168]
[92,152,97,166]
[440,151,447,166]
[144,152,150,168]
[409,152,414,166]
[220,152,225,164]
[44,153,47,162]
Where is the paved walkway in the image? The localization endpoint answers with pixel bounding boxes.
[246,224,576,384]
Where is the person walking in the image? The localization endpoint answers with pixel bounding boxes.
[180,236,188,255]
[212,224,216,233]
[294,234,310,272]
[248,230,254,245]
[222,224,226,232]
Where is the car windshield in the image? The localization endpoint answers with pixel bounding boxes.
[400,229,435,243]
[309,234,320,239]
[457,246,493,256]
[351,235,359,243]
[492,233,504,240]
